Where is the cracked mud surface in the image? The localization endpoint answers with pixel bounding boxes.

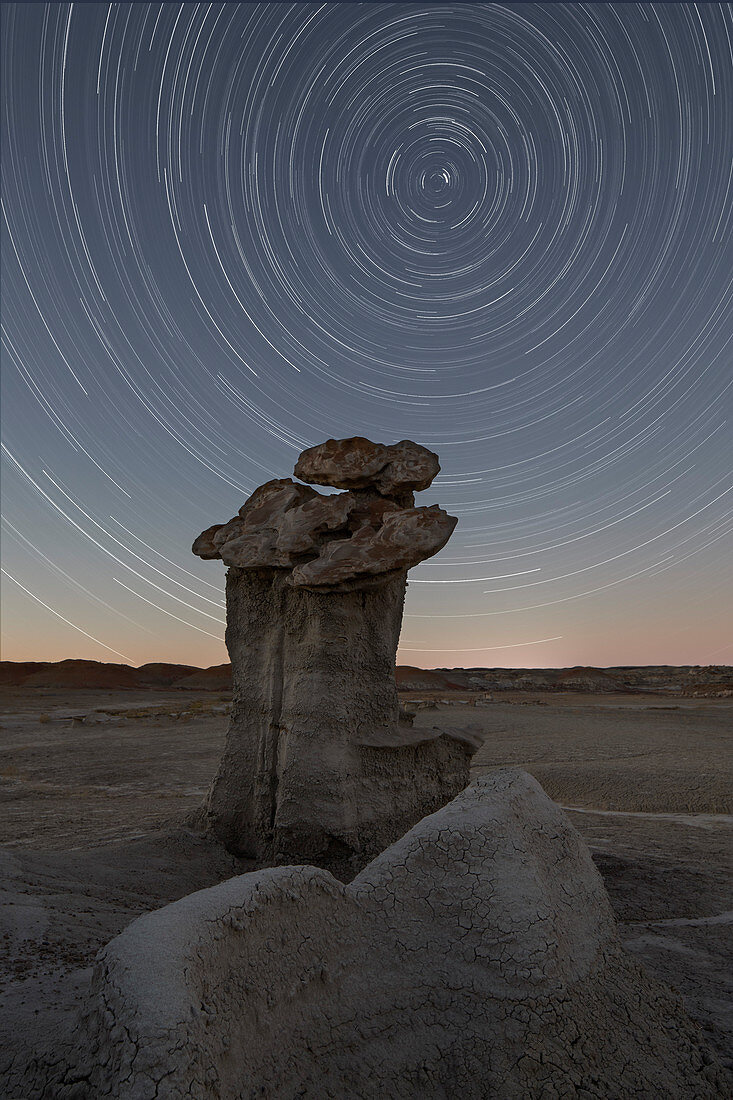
[78,771,729,1097]
[0,688,731,1093]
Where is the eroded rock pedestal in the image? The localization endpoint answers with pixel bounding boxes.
[191,438,476,866]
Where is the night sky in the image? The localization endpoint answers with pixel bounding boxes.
[2,3,731,669]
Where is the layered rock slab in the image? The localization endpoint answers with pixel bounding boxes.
[192,478,455,587]
[82,770,727,1100]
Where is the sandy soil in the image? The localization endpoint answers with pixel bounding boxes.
[0,688,731,1087]
[431,693,732,813]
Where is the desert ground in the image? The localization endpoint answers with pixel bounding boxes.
[0,686,731,1087]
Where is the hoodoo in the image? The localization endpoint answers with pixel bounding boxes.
[191,437,478,867]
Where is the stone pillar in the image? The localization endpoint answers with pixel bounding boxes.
[191,438,478,868]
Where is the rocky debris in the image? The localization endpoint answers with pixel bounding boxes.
[79,770,729,1100]
[294,435,440,497]
[403,696,482,709]
[189,438,468,865]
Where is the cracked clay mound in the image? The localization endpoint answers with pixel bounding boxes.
[74,769,725,1099]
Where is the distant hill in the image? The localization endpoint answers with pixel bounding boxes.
[396,664,732,696]
[0,659,231,692]
[0,659,730,695]
[135,663,199,687]
[394,666,465,691]
[172,664,232,691]
[19,660,141,691]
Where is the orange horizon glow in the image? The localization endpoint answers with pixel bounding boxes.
[2,639,730,671]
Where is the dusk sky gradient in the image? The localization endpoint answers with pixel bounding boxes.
[1,2,732,669]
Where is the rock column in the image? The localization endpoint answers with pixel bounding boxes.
[192,438,477,867]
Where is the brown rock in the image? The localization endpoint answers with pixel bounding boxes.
[191,524,225,560]
[291,504,456,587]
[236,477,317,522]
[294,436,440,496]
[193,470,455,590]
[274,489,358,555]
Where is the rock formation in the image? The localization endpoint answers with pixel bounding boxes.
[82,769,728,1099]
[191,437,476,866]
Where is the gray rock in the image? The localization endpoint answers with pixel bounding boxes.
[191,438,467,865]
[192,567,475,865]
[82,770,729,1099]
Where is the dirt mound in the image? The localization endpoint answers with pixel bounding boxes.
[135,662,198,687]
[20,660,141,691]
[0,660,230,691]
[0,661,49,687]
[73,770,728,1099]
[395,665,464,690]
[173,664,232,691]
[556,666,622,692]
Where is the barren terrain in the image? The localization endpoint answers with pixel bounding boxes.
[0,686,731,1089]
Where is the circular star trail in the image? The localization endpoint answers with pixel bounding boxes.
[2,3,732,667]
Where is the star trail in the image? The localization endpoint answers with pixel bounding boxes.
[1,3,732,668]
